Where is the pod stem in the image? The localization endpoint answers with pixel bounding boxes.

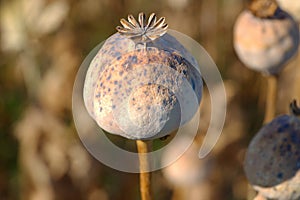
[172,186,186,200]
[264,75,278,124]
[246,184,257,200]
[136,140,152,200]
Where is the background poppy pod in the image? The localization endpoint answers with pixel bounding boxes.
[233,4,299,75]
[83,13,202,140]
[244,100,300,199]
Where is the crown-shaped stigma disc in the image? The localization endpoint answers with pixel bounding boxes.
[116,12,168,43]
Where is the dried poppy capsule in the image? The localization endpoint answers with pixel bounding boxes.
[233,0,299,75]
[244,100,300,200]
[83,13,202,140]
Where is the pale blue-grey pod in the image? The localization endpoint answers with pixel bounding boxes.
[244,100,300,199]
[83,13,202,140]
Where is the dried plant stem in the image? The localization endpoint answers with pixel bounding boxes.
[136,140,152,200]
[247,184,257,200]
[264,75,278,124]
[172,186,186,200]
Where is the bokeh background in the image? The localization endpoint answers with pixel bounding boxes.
[0,0,299,199]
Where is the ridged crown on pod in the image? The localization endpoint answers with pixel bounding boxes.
[244,100,300,188]
[83,13,202,140]
[234,0,299,75]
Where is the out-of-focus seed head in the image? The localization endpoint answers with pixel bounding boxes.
[244,100,300,199]
[233,5,299,75]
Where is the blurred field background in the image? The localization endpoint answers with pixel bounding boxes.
[0,0,299,199]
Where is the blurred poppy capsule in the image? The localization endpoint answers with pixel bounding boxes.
[244,100,300,200]
[233,0,299,75]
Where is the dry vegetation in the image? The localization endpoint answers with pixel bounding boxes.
[0,0,299,199]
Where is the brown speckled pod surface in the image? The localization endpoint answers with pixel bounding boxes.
[244,102,300,200]
[83,13,202,140]
[234,8,299,75]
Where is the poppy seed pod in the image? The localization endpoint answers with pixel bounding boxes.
[233,0,299,75]
[244,100,300,200]
[83,13,202,140]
